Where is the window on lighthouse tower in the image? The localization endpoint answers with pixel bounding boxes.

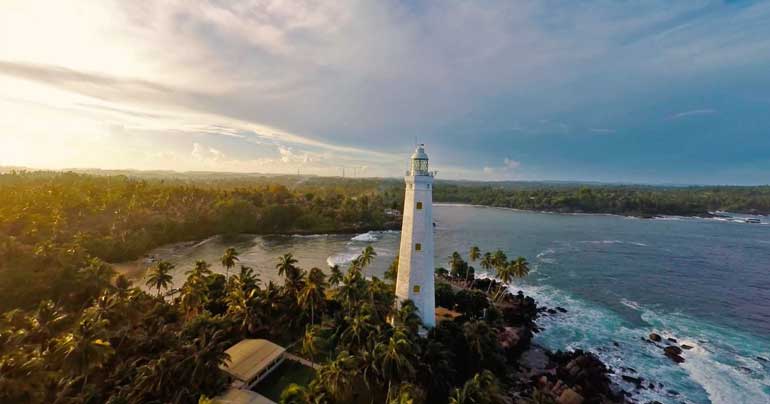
[416,202,423,209]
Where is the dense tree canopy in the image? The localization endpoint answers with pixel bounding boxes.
[433,182,770,217]
[0,171,398,310]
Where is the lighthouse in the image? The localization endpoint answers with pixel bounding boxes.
[395,144,436,327]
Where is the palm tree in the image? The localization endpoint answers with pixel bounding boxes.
[384,257,399,283]
[178,330,230,391]
[340,311,374,350]
[394,300,422,335]
[186,259,212,279]
[448,370,504,404]
[480,252,493,273]
[337,266,365,312]
[484,250,508,294]
[145,260,174,297]
[469,246,481,262]
[478,252,494,289]
[301,325,321,363]
[55,319,115,389]
[114,274,132,298]
[510,256,530,278]
[280,384,312,404]
[389,383,425,404]
[493,264,513,302]
[359,245,377,279]
[276,253,299,278]
[467,246,481,285]
[448,251,462,278]
[298,267,327,325]
[225,285,262,335]
[220,247,239,278]
[493,257,530,302]
[180,279,209,320]
[419,340,455,401]
[233,265,260,293]
[80,257,116,296]
[29,300,68,351]
[376,328,418,401]
[316,351,358,402]
[492,249,507,269]
[328,264,343,287]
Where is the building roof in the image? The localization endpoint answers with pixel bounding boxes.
[220,339,286,383]
[435,307,462,323]
[213,388,275,404]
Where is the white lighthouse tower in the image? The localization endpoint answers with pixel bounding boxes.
[395,144,436,327]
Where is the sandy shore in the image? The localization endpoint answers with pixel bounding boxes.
[111,237,218,281]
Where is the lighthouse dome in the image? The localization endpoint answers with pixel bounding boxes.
[411,145,428,160]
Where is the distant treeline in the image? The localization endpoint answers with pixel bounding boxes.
[432,182,770,217]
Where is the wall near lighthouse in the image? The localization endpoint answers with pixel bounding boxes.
[395,173,435,327]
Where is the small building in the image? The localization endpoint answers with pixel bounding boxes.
[220,339,287,389]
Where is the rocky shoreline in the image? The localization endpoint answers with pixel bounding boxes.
[440,276,627,403]
[439,275,711,404]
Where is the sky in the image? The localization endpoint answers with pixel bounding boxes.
[1,0,770,184]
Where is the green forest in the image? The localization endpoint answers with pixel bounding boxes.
[433,182,770,217]
[0,171,400,310]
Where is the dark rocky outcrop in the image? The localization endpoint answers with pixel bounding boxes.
[648,333,662,342]
[663,346,685,363]
[549,350,624,402]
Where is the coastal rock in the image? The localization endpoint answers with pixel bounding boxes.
[649,333,662,342]
[498,326,532,356]
[548,308,558,315]
[557,388,584,404]
[622,375,644,388]
[664,346,682,356]
[681,344,694,350]
[739,366,752,374]
[663,345,685,363]
[757,356,768,362]
[667,337,677,343]
[551,350,619,401]
[556,306,568,313]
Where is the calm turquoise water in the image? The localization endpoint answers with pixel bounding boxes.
[150,204,770,404]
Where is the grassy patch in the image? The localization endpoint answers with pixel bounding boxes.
[254,360,316,401]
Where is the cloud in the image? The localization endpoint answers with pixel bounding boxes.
[483,157,522,179]
[503,158,521,169]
